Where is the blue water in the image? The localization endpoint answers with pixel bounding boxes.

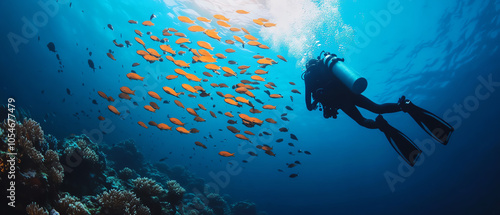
[1,0,499,214]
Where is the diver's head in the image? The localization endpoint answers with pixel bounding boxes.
[306,58,320,71]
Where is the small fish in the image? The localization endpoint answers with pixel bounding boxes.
[66,88,71,95]
[291,134,298,141]
[288,143,295,147]
[107,24,113,30]
[285,106,293,111]
[159,157,168,162]
[304,151,311,155]
[276,138,283,143]
[289,174,298,178]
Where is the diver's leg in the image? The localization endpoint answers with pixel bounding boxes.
[354,95,400,114]
[340,104,379,129]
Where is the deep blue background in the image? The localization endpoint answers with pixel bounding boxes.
[1,0,499,214]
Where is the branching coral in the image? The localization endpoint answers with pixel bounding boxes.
[56,193,91,215]
[207,193,230,215]
[97,189,150,215]
[231,201,257,215]
[118,167,137,180]
[166,180,186,206]
[26,202,48,215]
[132,177,165,197]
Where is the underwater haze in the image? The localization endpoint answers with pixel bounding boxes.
[1,0,500,214]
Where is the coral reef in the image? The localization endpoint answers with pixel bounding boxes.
[231,201,257,215]
[59,135,108,196]
[207,193,231,215]
[97,189,150,215]
[0,118,266,215]
[0,119,63,212]
[26,202,48,215]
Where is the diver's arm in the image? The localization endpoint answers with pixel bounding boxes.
[305,82,317,111]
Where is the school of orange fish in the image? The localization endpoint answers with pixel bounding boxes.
[96,10,308,177]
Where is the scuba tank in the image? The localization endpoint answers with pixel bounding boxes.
[320,52,367,94]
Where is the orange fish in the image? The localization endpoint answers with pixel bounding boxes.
[157,123,172,130]
[142,21,154,26]
[163,86,184,97]
[248,41,261,46]
[174,100,185,108]
[147,48,161,57]
[224,98,242,107]
[132,62,140,67]
[186,108,198,116]
[204,29,221,40]
[264,23,276,27]
[277,55,287,62]
[188,25,205,32]
[143,55,159,62]
[225,49,235,53]
[249,108,262,114]
[175,38,191,44]
[170,118,185,126]
[292,89,301,94]
[195,141,207,149]
[236,10,249,14]
[219,151,235,157]
[197,41,214,50]
[168,28,178,32]
[148,91,162,100]
[174,60,190,68]
[118,93,131,100]
[198,104,207,111]
[225,40,235,45]
[258,44,270,49]
[263,105,276,110]
[205,64,220,71]
[244,131,255,135]
[270,94,283,98]
[244,34,258,41]
[135,37,146,46]
[253,19,263,25]
[135,29,143,36]
[197,17,211,23]
[210,111,217,118]
[213,14,229,21]
[251,75,265,81]
[203,72,213,77]
[174,32,186,37]
[107,53,116,61]
[227,126,240,133]
[128,20,138,24]
[245,91,255,98]
[235,134,251,142]
[216,20,231,28]
[255,69,268,75]
[233,35,245,45]
[215,53,227,59]
[185,73,202,82]
[98,91,108,100]
[98,116,105,120]
[238,65,250,70]
[178,16,195,24]
[221,67,236,76]
[120,86,135,95]
[148,121,158,126]
[160,44,176,55]
[144,105,156,113]
[264,84,274,90]
[150,102,160,110]
[225,112,234,118]
[229,27,241,32]
[265,118,277,124]
[126,73,144,81]
[194,116,206,122]
[176,127,191,134]
[136,50,148,56]
[108,105,120,115]
[166,75,178,80]
[150,35,160,41]
[138,121,148,129]
[182,83,198,93]
[241,27,250,34]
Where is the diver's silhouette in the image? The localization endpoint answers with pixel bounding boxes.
[303,52,454,166]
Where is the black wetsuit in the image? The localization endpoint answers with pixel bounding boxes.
[305,60,401,129]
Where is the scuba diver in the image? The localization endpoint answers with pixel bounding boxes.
[303,52,454,166]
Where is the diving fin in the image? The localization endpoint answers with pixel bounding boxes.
[376,115,422,167]
[399,97,454,145]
